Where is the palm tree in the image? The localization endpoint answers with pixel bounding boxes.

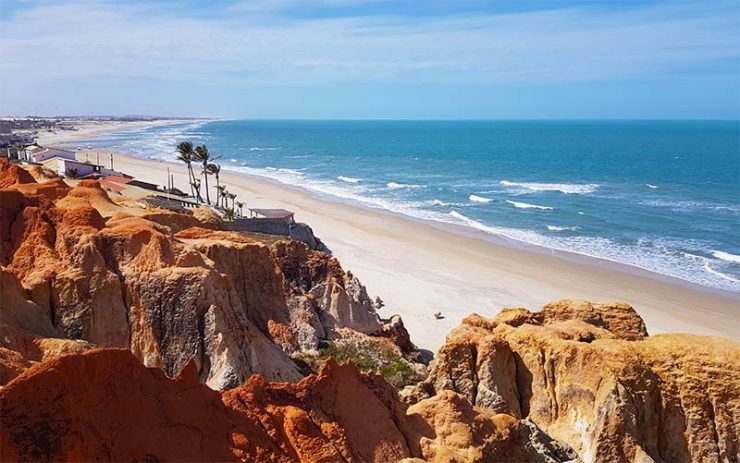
[207,163,222,206]
[228,193,237,210]
[223,208,236,221]
[176,142,197,199]
[220,188,229,208]
[236,201,244,218]
[194,145,220,205]
[216,185,227,209]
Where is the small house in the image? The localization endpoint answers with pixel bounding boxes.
[22,146,76,163]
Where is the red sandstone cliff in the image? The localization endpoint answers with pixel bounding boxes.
[0,348,574,462]
[0,158,412,388]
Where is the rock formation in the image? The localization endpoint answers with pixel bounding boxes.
[414,300,740,463]
[0,348,575,463]
[0,158,412,389]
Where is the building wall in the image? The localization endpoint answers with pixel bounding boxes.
[223,219,320,249]
[34,150,75,163]
[224,218,292,236]
[56,159,97,178]
[99,167,127,178]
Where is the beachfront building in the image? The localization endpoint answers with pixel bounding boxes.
[46,157,127,179]
[20,146,76,163]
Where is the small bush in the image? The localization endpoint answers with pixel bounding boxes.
[318,339,419,388]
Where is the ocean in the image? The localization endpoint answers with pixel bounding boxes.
[68,119,740,292]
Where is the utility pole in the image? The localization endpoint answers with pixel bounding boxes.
[110,153,113,170]
[167,167,171,191]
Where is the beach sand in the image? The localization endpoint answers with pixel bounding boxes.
[38,122,740,352]
[35,119,200,147]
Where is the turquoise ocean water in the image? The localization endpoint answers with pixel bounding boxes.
[68,120,740,292]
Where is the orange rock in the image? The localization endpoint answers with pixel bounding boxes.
[0,350,410,462]
[0,158,35,188]
[420,300,740,463]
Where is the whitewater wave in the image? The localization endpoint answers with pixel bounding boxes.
[449,211,739,290]
[712,250,740,263]
[547,225,578,231]
[469,194,493,203]
[507,200,553,210]
[500,180,599,194]
[249,147,280,151]
[431,199,450,206]
[448,211,496,234]
[682,252,740,283]
[230,158,238,163]
[338,176,362,183]
[646,184,658,189]
[387,182,424,190]
[264,166,304,175]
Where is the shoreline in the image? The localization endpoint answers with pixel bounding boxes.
[39,120,740,350]
[34,118,208,147]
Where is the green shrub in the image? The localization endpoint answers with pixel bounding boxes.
[318,340,419,388]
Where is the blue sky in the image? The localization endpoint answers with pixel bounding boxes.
[0,0,738,119]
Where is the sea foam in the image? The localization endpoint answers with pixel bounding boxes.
[387,182,423,190]
[507,200,553,210]
[469,194,493,203]
[500,180,599,194]
[711,250,740,263]
[338,176,362,183]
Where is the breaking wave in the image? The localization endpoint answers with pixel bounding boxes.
[507,200,553,210]
[387,182,423,190]
[469,194,493,203]
[338,175,362,183]
[712,250,740,263]
[500,180,599,194]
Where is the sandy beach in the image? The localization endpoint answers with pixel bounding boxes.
[38,122,740,352]
[34,118,203,147]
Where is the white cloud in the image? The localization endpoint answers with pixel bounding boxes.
[0,0,737,89]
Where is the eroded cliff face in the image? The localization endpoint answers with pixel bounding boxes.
[414,300,740,463]
[0,348,575,463]
[0,159,408,389]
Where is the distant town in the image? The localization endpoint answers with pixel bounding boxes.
[0,116,200,148]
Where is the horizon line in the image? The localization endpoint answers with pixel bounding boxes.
[3,115,739,122]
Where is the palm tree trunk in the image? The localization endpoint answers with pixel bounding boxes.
[187,163,195,198]
[215,175,220,207]
[203,164,211,205]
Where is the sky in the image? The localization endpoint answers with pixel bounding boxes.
[0,0,738,119]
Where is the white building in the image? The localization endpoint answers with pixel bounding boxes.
[21,146,76,163]
[42,157,127,179]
